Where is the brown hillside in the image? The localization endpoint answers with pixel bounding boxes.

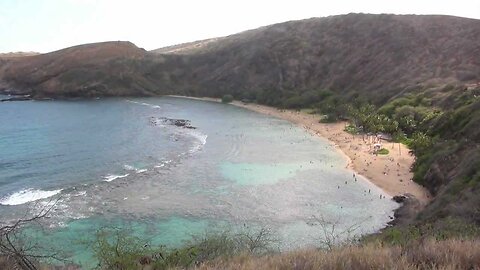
[197,238,480,270]
[0,41,155,97]
[152,13,480,102]
[0,52,39,58]
[1,14,479,101]
[151,37,224,55]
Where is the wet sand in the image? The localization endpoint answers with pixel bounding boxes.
[170,96,431,206]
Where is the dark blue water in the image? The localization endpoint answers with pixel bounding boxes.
[0,97,398,267]
[0,98,190,202]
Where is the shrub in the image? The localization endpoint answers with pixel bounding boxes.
[379,227,422,246]
[92,228,154,269]
[282,95,304,108]
[320,114,337,123]
[409,132,434,156]
[344,124,358,134]
[221,94,234,103]
[91,227,277,269]
[377,148,389,155]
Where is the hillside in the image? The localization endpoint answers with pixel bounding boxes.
[196,238,480,270]
[0,52,39,58]
[151,37,224,55]
[0,13,479,234]
[149,14,480,103]
[2,14,479,101]
[0,41,158,98]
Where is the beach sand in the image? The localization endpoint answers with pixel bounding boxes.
[171,96,431,206]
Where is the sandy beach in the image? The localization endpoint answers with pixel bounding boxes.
[170,96,431,206]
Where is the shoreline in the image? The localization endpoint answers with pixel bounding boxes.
[169,95,431,207]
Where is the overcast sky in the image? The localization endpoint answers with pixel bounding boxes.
[1,0,479,53]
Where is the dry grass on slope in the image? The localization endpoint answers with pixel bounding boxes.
[197,238,480,270]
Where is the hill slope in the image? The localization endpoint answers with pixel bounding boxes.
[150,13,480,104]
[0,52,39,58]
[1,14,479,101]
[0,41,157,97]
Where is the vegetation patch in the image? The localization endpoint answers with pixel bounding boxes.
[377,148,389,155]
[89,227,277,270]
[344,124,358,135]
[199,238,480,270]
[221,94,234,103]
[319,114,338,123]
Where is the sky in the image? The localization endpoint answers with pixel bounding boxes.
[1,0,479,53]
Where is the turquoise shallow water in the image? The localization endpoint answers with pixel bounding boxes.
[0,97,398,267]
[220,162,317,185]
[23,216,212,269]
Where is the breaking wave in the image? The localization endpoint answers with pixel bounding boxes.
[0,188,62,206]
[188,131,208,154]
[123,164,148,174]
[103,174,129,182]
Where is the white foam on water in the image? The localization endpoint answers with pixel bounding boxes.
[103,173,129,182]
[123,164,147,174]
[123,164,136,171]
[51,222,66,228]
[188,131,208,154]
[125,99,161,109]
[74,191,87,197]
[0,188,62,206]
[155,159,173,168]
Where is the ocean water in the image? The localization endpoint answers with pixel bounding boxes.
[0,96,398,267]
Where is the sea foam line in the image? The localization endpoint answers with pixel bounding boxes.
[102,173,129,182]
[125,99,161,109]
[123,164,148,174]
[0,188,62,206]
[154,159,173,168]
